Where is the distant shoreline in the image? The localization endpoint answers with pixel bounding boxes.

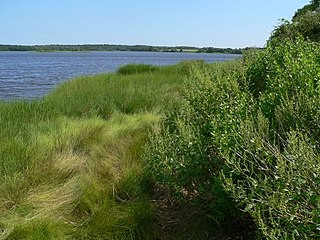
[0,44,255,54]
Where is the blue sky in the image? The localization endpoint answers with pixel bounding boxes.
[0,0,309,48]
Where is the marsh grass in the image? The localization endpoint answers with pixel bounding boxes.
[43,66,184,118]
[0,62,190,239]
[117,64,160,75]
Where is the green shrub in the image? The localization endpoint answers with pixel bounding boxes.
[270,0,320,43]
[146,38,320,239]
[144,61,253,233]
[223,117,320,239]
[246,37,320,136]
[223,38,320,239]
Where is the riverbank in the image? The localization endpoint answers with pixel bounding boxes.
[1,60,254,239]
[2,43,318,239]
[0,61,208,239]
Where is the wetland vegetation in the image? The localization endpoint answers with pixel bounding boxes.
[1,1,320,239]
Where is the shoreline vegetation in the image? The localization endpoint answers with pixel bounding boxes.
[0,44,251,54]
[0,60,260,240]
[1,1,320,239]
[1,44,319,239]
[1,47,320,239]
[0,62,190,239]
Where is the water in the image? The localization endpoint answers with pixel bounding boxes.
[0,51,241,100]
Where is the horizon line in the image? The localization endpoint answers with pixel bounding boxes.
[0,43,259,49]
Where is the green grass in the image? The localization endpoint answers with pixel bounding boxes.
[0,62,192,239]
[117,64,160,75]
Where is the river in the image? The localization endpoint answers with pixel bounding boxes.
[0,51,241,100]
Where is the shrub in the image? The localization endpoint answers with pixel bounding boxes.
[223,38,320,239]
[270,1,320,43]
[246,37,320,137]
[146,38,320,239]
[223,118,320,239]
[144,61,253,232]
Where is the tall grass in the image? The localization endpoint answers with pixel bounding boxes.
[0,62,191,239]
[117,64,160,75]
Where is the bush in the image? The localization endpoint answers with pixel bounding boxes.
[146,38,320,239]
[223,117,320,239]
[247,37,320,140]
[144,61,253,234]
[223,38,320,239]
[270,4,320,43]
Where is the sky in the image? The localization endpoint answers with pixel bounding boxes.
[0,0,309,48]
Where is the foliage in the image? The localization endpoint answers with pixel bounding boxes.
[145,36,320,239]
[223,37,320,239]
[293,0,320,20]
[223,123,320,239]
[270,1,320,43]
[144,60,256,238]
[247,37,320,138]
[198,47,242,54]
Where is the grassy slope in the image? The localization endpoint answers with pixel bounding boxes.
[0,63,191,239]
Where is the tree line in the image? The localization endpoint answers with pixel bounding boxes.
[0,44,245,54]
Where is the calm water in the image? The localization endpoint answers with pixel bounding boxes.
[0,51,241,100]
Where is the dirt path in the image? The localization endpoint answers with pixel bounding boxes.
[152,185,256,240]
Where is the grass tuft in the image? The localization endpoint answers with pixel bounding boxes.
[117,64,160,75]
